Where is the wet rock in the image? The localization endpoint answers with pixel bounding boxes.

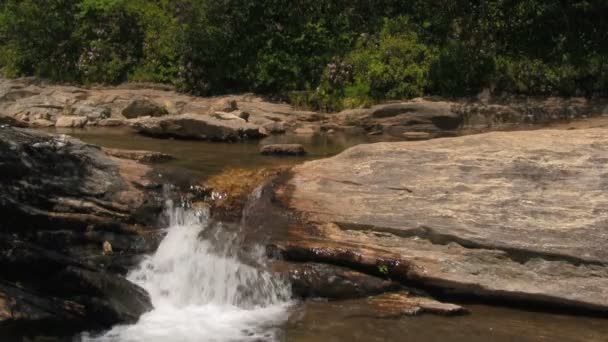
[122,97,168,119]
[279,262,400,299]
[268,128,608,313]
[362,292,468,317]
[0,115,27,127]
[52,267,152,325]
[54,115,88,128]
[260,144,307,156]
[0,282,87,325]
[0,127,163,232]
[0,235,152,329]
[130,113,268,141]
[0,128,162,330]
[102,147,175,163]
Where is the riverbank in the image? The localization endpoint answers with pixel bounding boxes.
[1,78,607,142]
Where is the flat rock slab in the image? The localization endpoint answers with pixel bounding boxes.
[130,113,267,141]
[102,147,175,163]
[275,128,608,312]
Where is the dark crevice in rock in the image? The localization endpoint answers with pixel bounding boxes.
[268,242,608,316]
[332,222,607,267]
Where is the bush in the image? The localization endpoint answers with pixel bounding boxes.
[309,17,435,111]
[494,57,581,96]
[429,40,496,97]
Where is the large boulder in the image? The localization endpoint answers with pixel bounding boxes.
[0,127,162,232]
[267,128,608,312]
[122,97,168,119]
[0,127,162,331]
[130,113,268,141]
[335,100,463,138]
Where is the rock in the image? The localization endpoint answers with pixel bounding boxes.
[238,110,250,122]
[102,147,175,163]
[0,128,162,330]
[52,266,152,325]
[130,113,268,141]
[362,292,468,317]
[103,241,113,255]
[212,111,246,121]
[262,121,286,134]
[276,262,401,299]
[71,104,111,121]
[266,128,608,313]
[55,115,88,128]
[0,282,87,325]
[0,115,27,127]
[294,126,317,135]
[0,127,163,234]
[336,100,463,138]
[402,131,432,140]
[211,98,238,113]
[0,235,152,329]
[260,144,307,156]
[29,119,55,127]
[122,97,168,119]
[98,118,125,127]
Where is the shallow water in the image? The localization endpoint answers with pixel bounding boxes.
[30,128,608,341]
[48,127,384,178]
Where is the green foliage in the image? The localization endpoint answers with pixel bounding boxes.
[429,40,496,97]
[377,264,389,276]
[311,17,435,111]
[0,0,606,101]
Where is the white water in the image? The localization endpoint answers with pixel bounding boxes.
[84,203,292,342]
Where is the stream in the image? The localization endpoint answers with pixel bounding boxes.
[47,127,608,342]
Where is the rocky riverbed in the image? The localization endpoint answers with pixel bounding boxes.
[1,79,608,341]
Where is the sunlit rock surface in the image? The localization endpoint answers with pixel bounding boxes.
[271,128,608,312]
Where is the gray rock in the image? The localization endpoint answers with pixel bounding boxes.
[122,97,168,119]
[278,262,400,299]
[71,104,111,121]
[270,128,608,312]
[130,113,268,141]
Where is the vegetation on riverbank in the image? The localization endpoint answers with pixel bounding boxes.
[1,1,606,110]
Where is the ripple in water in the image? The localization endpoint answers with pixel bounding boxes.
[83,202,292,342]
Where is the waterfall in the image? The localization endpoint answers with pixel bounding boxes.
[83,201,292,342]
